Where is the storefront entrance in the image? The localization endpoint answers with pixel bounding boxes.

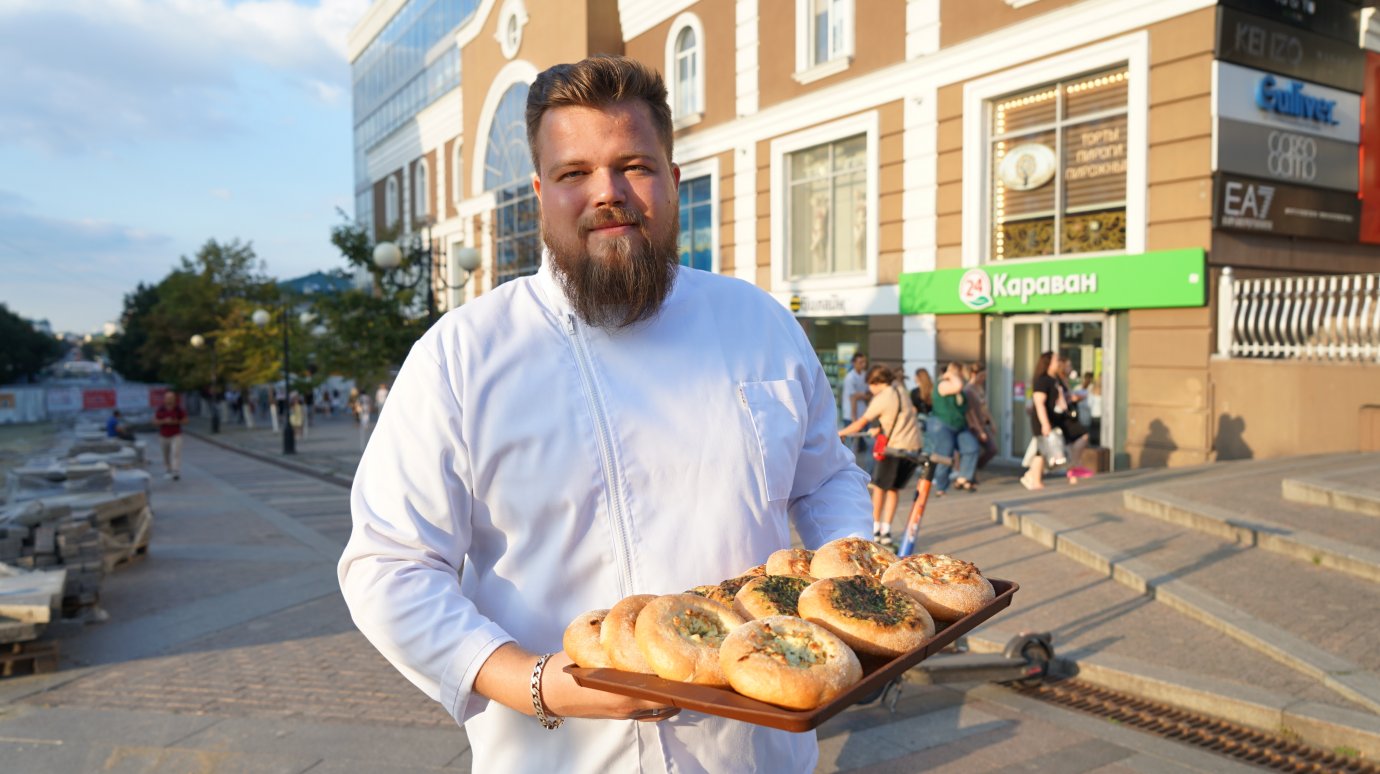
[997,314,1116,465]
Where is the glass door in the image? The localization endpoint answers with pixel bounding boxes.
[999,314,1114,462]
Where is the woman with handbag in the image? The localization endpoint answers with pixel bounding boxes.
[1022,351,1090,489]
[838,365,921,546]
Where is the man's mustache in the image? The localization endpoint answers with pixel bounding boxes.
[580,207,645,234]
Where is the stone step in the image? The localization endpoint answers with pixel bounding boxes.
[991,496,1380,715]
[1122,489,1380,584]
[1283,475,1380,518]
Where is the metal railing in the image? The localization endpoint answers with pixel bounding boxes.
[1216,267,1380,361]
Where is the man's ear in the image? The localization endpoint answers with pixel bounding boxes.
[671,163,680,191]
[531,172,541,202]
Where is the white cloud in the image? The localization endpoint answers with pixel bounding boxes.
[0,0,367,154]
[209,188,234,200]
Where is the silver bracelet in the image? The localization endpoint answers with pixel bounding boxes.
[530,653,564,730]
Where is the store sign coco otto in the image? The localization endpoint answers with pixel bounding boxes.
[898,249,1207,315]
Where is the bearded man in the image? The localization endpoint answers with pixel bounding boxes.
[340,55,870,773]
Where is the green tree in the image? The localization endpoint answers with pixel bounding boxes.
[106,239,275,389]
[0,304,64,383]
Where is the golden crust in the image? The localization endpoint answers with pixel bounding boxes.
[719,616,862,710]
[798,576,934,657]
[733,575,811,620]
[881,554,995,622]
[634,594,745,686]
[765,548,816,580]
[810,537,899,580]
[740,563,768,577]
[601,594,657,673]
[562,608,611,668]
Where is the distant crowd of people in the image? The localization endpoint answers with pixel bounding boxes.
[836,350,1100,538]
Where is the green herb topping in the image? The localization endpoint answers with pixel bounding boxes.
[829,577,916,627]
[753,575,809,616]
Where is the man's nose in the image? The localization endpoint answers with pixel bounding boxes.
[590,168,629,208]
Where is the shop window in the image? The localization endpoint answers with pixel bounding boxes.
[989,66,1128,261]
[786,133,867,279]
[674,26,701,120]
[678,175,713,271]
[485,83,539,285]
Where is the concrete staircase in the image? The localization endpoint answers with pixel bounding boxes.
[991,454,1380,735]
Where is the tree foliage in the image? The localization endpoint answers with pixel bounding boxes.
[0,303,65,384]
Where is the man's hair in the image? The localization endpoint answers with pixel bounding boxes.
[526,55,674,173]
[866,365,895,386]
[852,353,867,363]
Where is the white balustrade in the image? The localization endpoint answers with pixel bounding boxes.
[1217,269,1380,362]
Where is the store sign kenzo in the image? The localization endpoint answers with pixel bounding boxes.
[1215,61,1360,143]
[1215,6,1364,92]
[897,250,1206,315]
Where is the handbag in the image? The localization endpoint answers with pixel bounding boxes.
[872,387,905,461]
[1036,428,1068,468]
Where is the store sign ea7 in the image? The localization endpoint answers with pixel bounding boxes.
[898,249,1207,315]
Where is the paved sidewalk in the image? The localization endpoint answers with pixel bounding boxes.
[0,434,1259,773]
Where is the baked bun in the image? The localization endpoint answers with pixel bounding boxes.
[740,563,768,577]
[719,616,862,710]
[601,594,657,673]
[562,608,611,668]
[881,554,995,622]
[634,594,745,686]
[733,575,811,620]
[798,575,935,657]
[686,574,754,607]
[765,548,815,579]
[810,537,898,580]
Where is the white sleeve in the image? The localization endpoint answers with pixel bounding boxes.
[338,339,514,726]
[787,341,873,548]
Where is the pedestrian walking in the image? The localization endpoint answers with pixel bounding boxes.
[1022,351,1090,489]
[374,382,389,412]
[153,391,187,480]
[289,393,306,440]
[840,352,869,454]
[910,367,933,417]
[927,361,980,494]
[339,55,870,773]
[962,362,997,477]
[838,364,922,546]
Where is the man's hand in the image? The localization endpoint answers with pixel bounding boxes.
[474,643,678,723]
[540,652,679,722]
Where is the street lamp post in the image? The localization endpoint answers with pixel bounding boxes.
[373,226,481,325]
[189,333,220,434]
[253,304,312,456]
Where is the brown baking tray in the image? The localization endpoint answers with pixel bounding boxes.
[566,578,1018,732]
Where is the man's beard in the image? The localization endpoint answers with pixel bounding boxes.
[543,205,680,329]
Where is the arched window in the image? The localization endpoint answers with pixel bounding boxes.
[414,159,430,222]
[666,14,705,124]
[452,143,464,204]
[384,175,400,227]
[675,28,699,117]
[484,83,538,284]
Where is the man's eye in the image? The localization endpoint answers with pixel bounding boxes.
[627,164,651,173]
[558,170,586,181]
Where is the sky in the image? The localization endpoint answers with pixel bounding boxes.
[0,0,369,335]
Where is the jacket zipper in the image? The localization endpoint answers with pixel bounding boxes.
[566,314,635,597]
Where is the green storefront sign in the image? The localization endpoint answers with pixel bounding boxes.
[898,249,1207,315]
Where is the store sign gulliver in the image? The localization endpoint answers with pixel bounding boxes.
[1215,61,1361,143]
[897,250,1206,316]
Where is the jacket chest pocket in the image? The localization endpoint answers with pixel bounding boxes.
[739,379,806,502]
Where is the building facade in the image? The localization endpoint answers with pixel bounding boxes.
[349,0,1380,469]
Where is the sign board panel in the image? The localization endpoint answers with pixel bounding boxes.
[1216,117,1358,191]
[897,250,1206,316]
[82,389,116,411]
[1363,52,1380,243]
[148,387,169,408]
[117,386,152,411]
[1219,0,1362,44]
[1215,60,1361,143]
[1216,6,1365,92]
[46,387,81,413]
[1213,171,1360,241]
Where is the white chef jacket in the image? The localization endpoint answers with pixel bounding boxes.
[339,257,872,773]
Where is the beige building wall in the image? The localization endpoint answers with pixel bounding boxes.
[756,0,906,110]
[1210,360,1380,460]
[939,0,1084,47]
[623,0,737,134]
